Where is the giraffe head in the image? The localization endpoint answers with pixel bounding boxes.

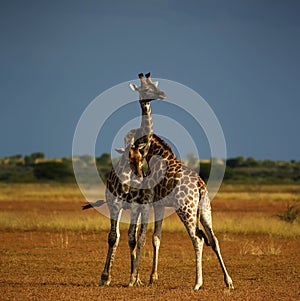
[126,143,146,178]
[128,143,146,178]
[129,72,167,101]
[115,138,146,178]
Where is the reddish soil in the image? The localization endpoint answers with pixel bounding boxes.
[1,193,299,301]
[1,230,299,301]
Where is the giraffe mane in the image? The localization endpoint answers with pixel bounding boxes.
[152,134,173,153]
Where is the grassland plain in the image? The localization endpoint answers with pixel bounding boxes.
[0,183,299,300]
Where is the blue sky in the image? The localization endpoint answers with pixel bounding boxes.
[1,0,299,160]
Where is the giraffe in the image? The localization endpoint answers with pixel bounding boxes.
[128,134,234,290]
[88,73,166,287]
[126,72,167,286]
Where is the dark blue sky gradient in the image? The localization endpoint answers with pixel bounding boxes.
[1,0,299,160]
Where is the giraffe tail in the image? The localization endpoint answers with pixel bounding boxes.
[196,227,210,246]
[82,200,105,210]
[196,187,210,246]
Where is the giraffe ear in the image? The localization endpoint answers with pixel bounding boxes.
[115,148,125,154]
[129,83,138,91]
[153,81,159,87]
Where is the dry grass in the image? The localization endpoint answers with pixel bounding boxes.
[1,210,299,237]
[219,184,300,194]
[0,183,299,237]
[215,184,300,203]
[213,214,300,237]
[0,183,88,202]
[0,211,109,232]
[158,214,300,237]
[239,240,282,256]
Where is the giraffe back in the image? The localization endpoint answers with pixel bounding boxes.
[138,134,208,206]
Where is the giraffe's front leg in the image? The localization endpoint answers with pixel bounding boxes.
[127,209,140,287]
[100,206,122,286]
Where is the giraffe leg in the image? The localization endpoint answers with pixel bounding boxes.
[99,205,123,286]
[176,208,204,290]
[200,208,234,289]
[128,207,141,287]
[190,232,204,291]
[150,205,164,284]
[128,204,151,287]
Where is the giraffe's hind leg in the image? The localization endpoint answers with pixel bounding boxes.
[200,206,234,289]
[176,207,205,291]
[150,205,164,285]
[128,204,151,287]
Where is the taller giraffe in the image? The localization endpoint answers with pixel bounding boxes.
[97,73,166,287]
[128,140,234,288]
[127,72,167,286]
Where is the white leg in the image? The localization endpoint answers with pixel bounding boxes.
[192,235,204,291]
[150,205,164,284]
[200,210,234,289]
[100,205,123,286]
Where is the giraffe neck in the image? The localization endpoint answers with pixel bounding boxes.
[132,100,153,159]
[146,134,177,161]
[139,100,153,139]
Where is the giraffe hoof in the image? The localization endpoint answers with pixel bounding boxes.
[134,278,143,287]
[149,273,158,284]
[193,283,203,291]
[128,278,143,287]
[99,274,111,287]
[225,276,234,289]
[99,280,110,287]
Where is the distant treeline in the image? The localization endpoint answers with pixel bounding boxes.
[0,152,111,183]
[200,156,300,184]
[1,152,300,184]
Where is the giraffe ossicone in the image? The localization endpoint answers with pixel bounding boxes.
[129,72,167,101]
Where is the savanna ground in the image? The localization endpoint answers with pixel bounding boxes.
[0,183,299,300]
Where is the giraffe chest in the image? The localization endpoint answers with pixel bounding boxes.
[107,173,128,199]
[106,169,135,199]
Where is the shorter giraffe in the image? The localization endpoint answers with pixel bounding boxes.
[129,134,234,290]
[96,129,153,287]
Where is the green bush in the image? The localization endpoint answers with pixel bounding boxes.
[33,161,74,181]
[96,153,112,166]
[277,205,300,223]
[199,162,211,182]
